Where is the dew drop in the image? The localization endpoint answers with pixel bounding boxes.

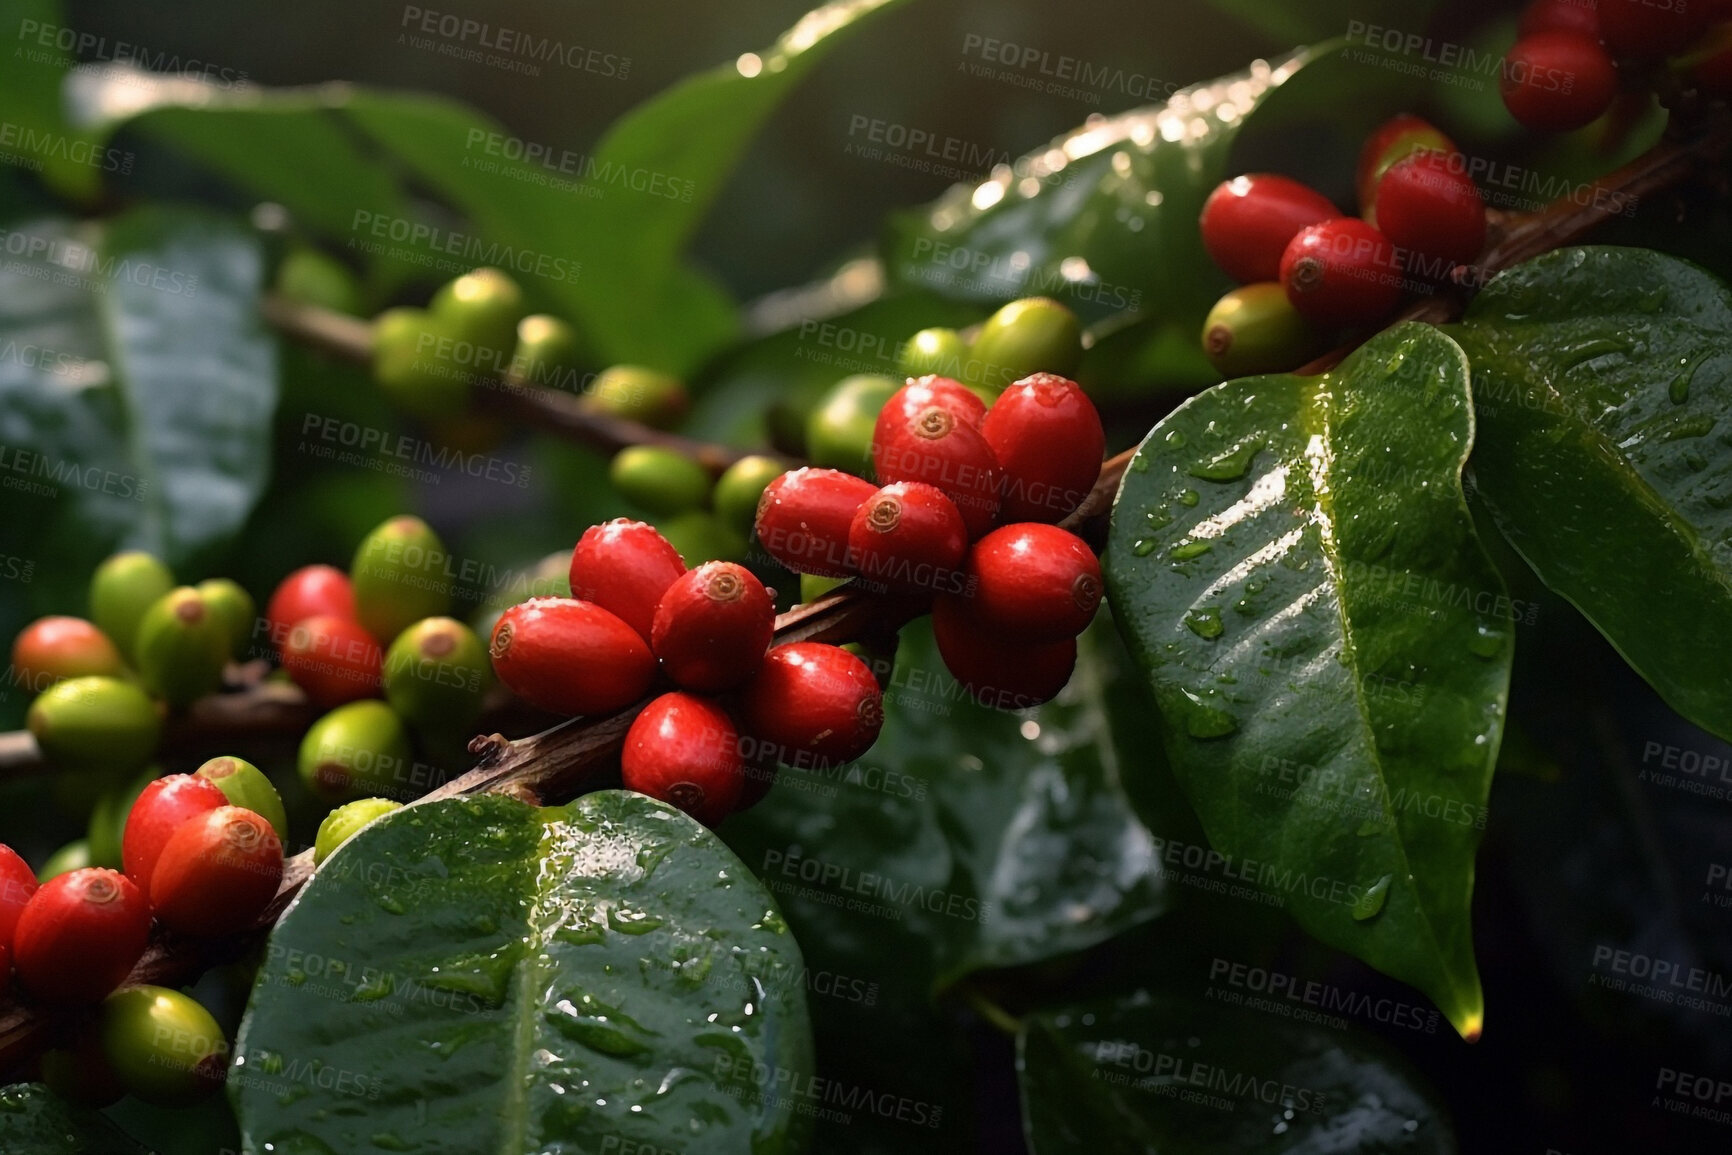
[1170,540,1212,560]
[1164,429,1188,448]
[1184,607,1224,639]
[1132,539,1157,557]
[1177,489,1200,507]
[1352,874,1392,921]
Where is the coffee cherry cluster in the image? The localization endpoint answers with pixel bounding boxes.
[756,373,1105,710]
[1198,113,1487,373]
[487,519,885,826]
[1501,0,1732,132]
[606,446,785,568]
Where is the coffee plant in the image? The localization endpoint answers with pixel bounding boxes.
[0,0,1730,1150]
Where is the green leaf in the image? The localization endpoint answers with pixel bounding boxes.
[1450,247,1732,742]
[1017,992,1457,1153]
[1103,323,1511,1038]
[232,791,812,1153]
[0,1084,150,1154]
[1203,0,1437,47]
[0,0,108,200]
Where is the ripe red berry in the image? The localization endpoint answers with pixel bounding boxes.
[1279,218,1404,328]
[1500,33,1618,132]
[931,599,1077,710]
[13,868,151,1003]
[1598,0,1697,58]
[755,467,877,577]
[569,519,688,643]
[265,565,356,653]
[621,692,745,826]
[737,643,884,765]
[872,407,1001,538]
[650,562,776,692]
[122,774,228,891]
[960,524,1102,643]
[0,843,39,950]
[11,617,125,693]
[148,807,284,938]
[280,614,383,707]
[1199,174,1340,284]
[872,377,987,455]
[981,374,1105,523]
[489,597,655,716]
[1520,0,1603,38]
[1355,114,1458,218]
[1372,152,1487,271]
[847,482,968,594]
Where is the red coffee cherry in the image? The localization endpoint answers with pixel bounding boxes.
[568,519,688,643]
[122,774,228,891]
[0,843,39,950]
[1355,114,1458,218]
[754,467,877,577]
[981,374,1105,523]
[847,482,968,594]
[872,407,1001,538]
[737,643,884,765]
[931,598,1077,710]
[280,614,383,707]
[1279,218,1404,328]
[1199,174,1340,284]
[650,562,775,692]
[872,377,987,455]
[1598,0,1698,58]
[265,565,356,653]
[1372,152,1487,271]
[12,868,151,1003]
[11,617,125,693]
[1500,33,1618,132]
[621,692,745,826]
[490,598,655,716]
[148,807,284,938]
[1519,0,1602,39]
[961,523,1103,643]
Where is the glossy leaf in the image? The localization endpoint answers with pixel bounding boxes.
[0,0,107,200]
[1104,323,1510,1038]
[1017,992,1456,1153]
[232,791,812,1154]
[0,1084,150,1154]
[1450,247,1732,741]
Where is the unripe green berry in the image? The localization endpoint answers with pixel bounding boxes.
[314,797,403,865]
[585,365,691,430]
[373,307,470,419]
[28,677,161,775]
[1201,283,1319,378]
[88,767,157,868]
[806,374,898,476]
[967,297,1083,391]
[383,617,491,737]
[510,314,587,390]
[800,573,847,603]
[194,578,255,660]
[38,839,93,882]
[429,267,524,364]
[898,327,970,380]
[195,756,289,843]
[89,551,174,663]
[713,456,786,537]
[351,515,453,645]
[98,985,228,1106]
[658,511,747,567]
[298,700,414,804]
[610,446,712,517]
[275,248,363,316]
[135,587,230,707]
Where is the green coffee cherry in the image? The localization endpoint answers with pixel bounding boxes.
[764,399,809,458]
[1201,283,1318,378]
[898,327,970,379]
[383,617,491,737]
[314,797,404,865]
[135,587,230,707]
[373,306,470,419]
[298,700,414,804]
[511,314,587,390]
[351,515,453,645]
[584,365,691,430]
[195,756,289,842]
[967,297,1083,391]
[429,267,525,367]
[275,248,363,316]
[88,766,157,868]
[800,572,847,603]
[714,455,786,537]
[99,985,228,1106]
[27,677,161,775]
[806,374,898,476]
[610,446,712,516]
[89,551,174,663]
[658,511,747,567]
[195,578,255,660]
[38,839,92,881]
